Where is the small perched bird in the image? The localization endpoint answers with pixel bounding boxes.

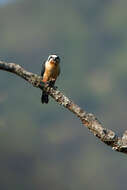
[41,54,60,104]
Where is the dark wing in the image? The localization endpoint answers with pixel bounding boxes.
[58,65,60,76]
[41,61,46,76]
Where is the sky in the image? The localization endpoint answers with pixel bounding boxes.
[0,0,13,5]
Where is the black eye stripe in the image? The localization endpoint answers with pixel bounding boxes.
[48,56,52,61]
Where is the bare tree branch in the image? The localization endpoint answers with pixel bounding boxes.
[0,60,127,154]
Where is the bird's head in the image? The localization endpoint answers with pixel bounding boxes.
[47,54,60,65]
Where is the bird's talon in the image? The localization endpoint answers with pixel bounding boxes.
[45,81,50,87]
[49,80,55,87]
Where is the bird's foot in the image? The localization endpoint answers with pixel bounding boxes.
[48,79,55,87]
[43,79,56,89]
[44,81,51,88]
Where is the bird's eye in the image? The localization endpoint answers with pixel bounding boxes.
[56,56,60,62]
[48,56,52,61]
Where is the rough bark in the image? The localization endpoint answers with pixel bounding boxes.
[0,60,127,154]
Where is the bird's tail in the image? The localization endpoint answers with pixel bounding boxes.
[41,91,49,104]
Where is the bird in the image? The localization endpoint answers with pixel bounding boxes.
[41,54,60,104]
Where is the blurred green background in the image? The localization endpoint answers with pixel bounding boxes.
[0,0,127,189]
